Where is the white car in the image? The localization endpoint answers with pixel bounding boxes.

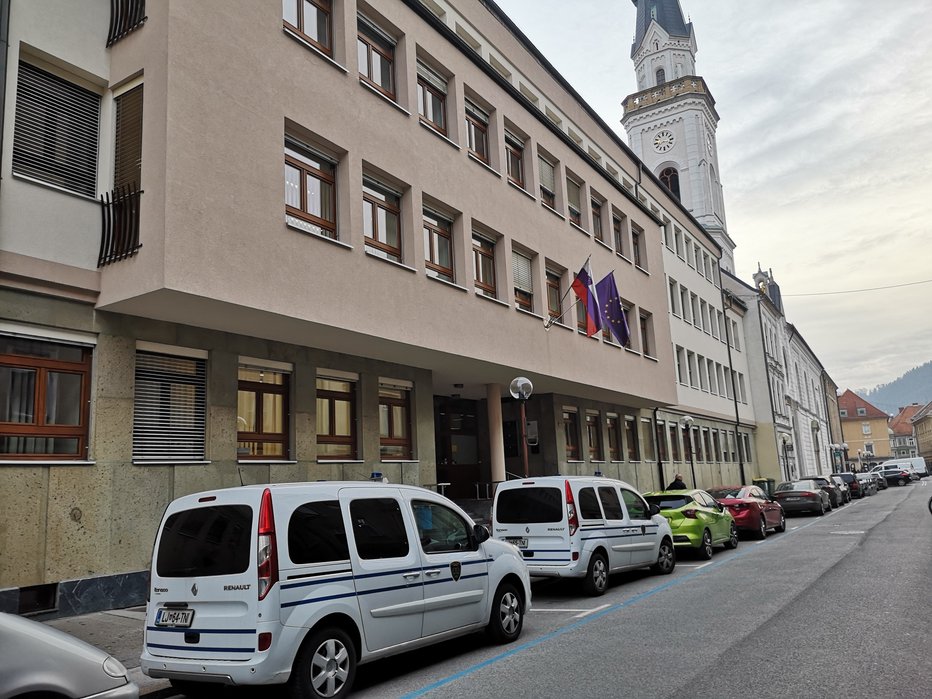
[491,476,675,596]
[141,482,530,698]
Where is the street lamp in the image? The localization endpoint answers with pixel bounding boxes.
[679,415,696,488]
[509,376,533,478]
[829,443,842,473]
[780,433,793,480]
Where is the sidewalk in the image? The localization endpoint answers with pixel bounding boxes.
[44,606,171,696]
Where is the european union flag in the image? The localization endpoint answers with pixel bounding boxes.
[595,273,630,346]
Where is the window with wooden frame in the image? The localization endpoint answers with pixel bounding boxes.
[586,412,603,461]
[632,224,644,268]
[423,208,454,282]
[472,233,496,298]
[640,419,656,462]
[640,311,653,357]
[625,417,640,461]
[283,0,331,55]
[656,421,668,461]
[237,365,290,459]
[285,139,337,239]
[0,337,91,459]
[566,178,582,226]
[669,423,681,461]
[416,61,447,133]
[613,214,627,257]
[464,100,490,163]
[357,16,395,98]
[563,410,580,460]
[538,155,556,208]
[512,250,533,312]
[682,425,693,461]
[363,177,402,262]
[607,415,621,461]
[546,269,562,321]
[316,377,356,459]
[505,130,525,187]
[379,383,411,460]
[591,199,604,241]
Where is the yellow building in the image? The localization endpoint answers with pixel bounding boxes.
[838,390,890,468]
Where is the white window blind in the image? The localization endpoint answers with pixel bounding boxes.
[133,352,207,461]
[567,179,581,209]
[538,156,555,192]
[512,251,533,293]
[465,99,489,124]
[416,61,447,94]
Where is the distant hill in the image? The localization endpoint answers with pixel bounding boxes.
[858,361,932,415]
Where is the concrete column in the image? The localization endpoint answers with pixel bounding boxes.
[486,384,506,485]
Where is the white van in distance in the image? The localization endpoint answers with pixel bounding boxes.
[875,457,927,479]
[141,482,531,698]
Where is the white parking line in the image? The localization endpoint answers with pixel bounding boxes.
[532,609,594,614]
[574,604,610,618]
[676,562,712,569]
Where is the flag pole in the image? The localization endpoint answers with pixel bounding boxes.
[544,255,592,330]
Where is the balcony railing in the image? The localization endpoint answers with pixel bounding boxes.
[107,0,147,47]
[622,76,716,117]
[98,185,143,267]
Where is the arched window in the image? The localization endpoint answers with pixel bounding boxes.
[656,68,665,86]
[660,167,680,199]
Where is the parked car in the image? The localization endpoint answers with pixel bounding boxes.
[830,475,851,503]
[642,489,738,559]
[706,485,785,539]
[880,467,914,486]
[875,458,926,479]
[807,475,843,508]
[492,476,675,596]
[142,482,531,698]
[834,472,863,499]
[773,480,831,515]
[868,471,887,490]
[0,611,139,699]
[856,473,877,496]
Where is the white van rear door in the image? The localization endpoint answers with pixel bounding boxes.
[493,482,570,569]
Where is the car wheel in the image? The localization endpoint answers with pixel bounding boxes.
[288,626,356,699]
[698,529,714,560]
[817,502,825,516]
[898,478,906,486]
[583,552,609,596]
[756,516,768,540]
[651,537,676,575]
[724,522,739,549]
[775,512,786,533]
[486,582,524,643]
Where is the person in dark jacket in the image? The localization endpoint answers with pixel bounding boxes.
[667,474,688,490]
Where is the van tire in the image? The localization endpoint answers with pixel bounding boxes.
[288,626,357,699]
[582,552,609,596]
[486,582,524,643]
[650,538,675,575]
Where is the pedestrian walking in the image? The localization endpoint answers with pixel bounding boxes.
[667,473,688,490]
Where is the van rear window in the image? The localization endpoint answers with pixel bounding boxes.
[289,500,349,564]
[496,487,562,523]
[157,505,252,577]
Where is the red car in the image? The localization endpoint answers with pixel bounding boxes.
[707,485,785,539]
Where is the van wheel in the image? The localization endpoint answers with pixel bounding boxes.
[288,626,356,699]
[650,538,675,575]
[582,552,609,596]
[486,582,523,643]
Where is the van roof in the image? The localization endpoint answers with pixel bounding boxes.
[495,475,637,490]
[172,481,437,501]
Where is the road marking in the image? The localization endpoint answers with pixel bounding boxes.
[790,526,799,530]
[829,530,865,535]
[532,608,593,613]
[574,603,610,618]
[676,563,712,568]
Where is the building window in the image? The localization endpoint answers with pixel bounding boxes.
[563,410,580,460]
[640,419,655,461]
[640,312,654,357]
[512,250,533,311]
[237,366,290,459]
[472,233,497,297]
[546,270,562,321]
[539,155,556,208]
[632,225,644,268]
[285,140,337,239]
[379,384,411,460]
[742,434,752,462]
[316,377,356,459]
[464,100,490,163]
[625,417,640,461]
[659,167,680,199]
[656,67,665,86]
[840,409,847,417]
[607,415,621,461]
[283,0,331,55]
[357,17,395,98]
[567,178,582,226]
[586,413,603,461]
[857,407,866,416]
[0,337,91,459]
[656,421,668,461]
[113,84,143,189]
[613,215,628,257]
[363,178,402,262]
[416,61,447,133]
[669,424,680,461]
[12,61,100,197]
[861,422,871,436]
[591,200,604,241]
[669,279,679,316]
[133,351,206,461]
[423,209,454,282]
[505,130,525,187]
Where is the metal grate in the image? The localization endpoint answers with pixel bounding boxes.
[98,185,143,266]
[107,0,147,47]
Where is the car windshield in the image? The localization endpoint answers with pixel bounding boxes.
[644,495,693,510]
[707,487,745,499]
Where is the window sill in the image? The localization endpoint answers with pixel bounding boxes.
[238,459,298,465]
[566,460,585,464]
[635,265,650,275]
[467,152,502,178]
[475,290,511,308]
[515,306,544,321]
[381,459,420,464]
[624,347,641,356]
[282,27,348,73]
[427,274,468,292]
[419,120,460,150]
[542,203,565,220]
[594,237,613,252]
[569,221,590,238]
[132,460,212,466]
[548,320,574,332]
[0,460,96,466]
[286,221,353,249]
[576,330,601,341]
[365,247,417,272]
[358,79,412,117]
[507,179,536,201]
[617,252,633,265]
[11,172,99,203]
[317,459,365,464]
[591,460,607,464]
[603,339,623,350]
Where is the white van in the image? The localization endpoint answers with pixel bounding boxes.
[491,476,675,596]
[876,457,927,479]
[141,482,531,698]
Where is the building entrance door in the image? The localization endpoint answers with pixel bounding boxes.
[434,397,482,499]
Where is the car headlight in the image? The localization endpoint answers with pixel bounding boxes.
[102,655,129,679]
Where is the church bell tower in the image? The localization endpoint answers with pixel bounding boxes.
[620,0,736,272]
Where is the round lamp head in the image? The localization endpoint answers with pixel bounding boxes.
[509,376,534,401]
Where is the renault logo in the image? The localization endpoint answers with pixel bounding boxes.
[191,583,198,597]
[525,526,530,534]
[450,561,462,582]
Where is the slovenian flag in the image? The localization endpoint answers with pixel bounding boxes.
[571,259,602,337]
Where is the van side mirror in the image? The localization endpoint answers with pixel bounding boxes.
[649,503,661,517]
[473,524,490,543]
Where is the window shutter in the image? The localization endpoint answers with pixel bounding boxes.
[133,352,207,461]
[113,84,143,189]
[512,252,533,293]
[12,62,100,197]
[538,156,555,191]
[504,129,524,149]
[465,100,489,124]
[567,179,581,208]
[416,61,447,94]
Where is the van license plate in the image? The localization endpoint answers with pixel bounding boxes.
[155,609,194,628]
[505,537,528,549]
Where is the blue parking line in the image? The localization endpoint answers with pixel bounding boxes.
[402,514,827,698]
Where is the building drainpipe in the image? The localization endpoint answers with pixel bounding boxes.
[653,406,664,490]
[0,0,11,186]
[720,283,746,484]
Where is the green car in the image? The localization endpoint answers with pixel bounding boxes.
[643,489,738,560]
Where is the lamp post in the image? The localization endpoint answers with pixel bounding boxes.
[509,377,533,478]
[780,433,792,480]
[680,415,696,488]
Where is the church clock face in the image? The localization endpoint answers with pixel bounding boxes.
[652,129,675,153]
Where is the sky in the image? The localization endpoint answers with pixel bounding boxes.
[494,0,932,392]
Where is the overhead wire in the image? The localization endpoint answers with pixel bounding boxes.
[781,278,932,297]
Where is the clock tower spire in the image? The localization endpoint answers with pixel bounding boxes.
[621,0,736,272]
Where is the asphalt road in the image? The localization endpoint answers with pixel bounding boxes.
[169,481,932,699]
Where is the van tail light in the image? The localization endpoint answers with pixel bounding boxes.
[565,480,578,536]
[258,632,273,652]
[257,488,279,601]
[682,509,698,519]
